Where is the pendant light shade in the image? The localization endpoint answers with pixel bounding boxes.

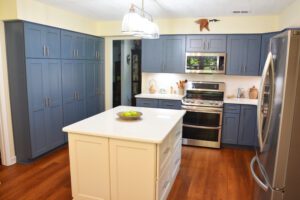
[121,2,160,39]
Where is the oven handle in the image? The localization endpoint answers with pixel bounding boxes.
[181,107,223,114]
[183,124,221,130]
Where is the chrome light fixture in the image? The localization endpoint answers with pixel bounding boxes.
[122,0,159,39]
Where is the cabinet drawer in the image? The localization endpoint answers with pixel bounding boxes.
[169,120,182,150]
[171,140,181,181]
[224,104,240,113]
[157,158,171,200]
[136,98,158,108]
[158,100,181,110]
[158,134,171,175]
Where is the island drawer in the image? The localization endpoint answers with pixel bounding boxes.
[171,139,182,181]
[158,134,171,175]
[169,120,182,150]
[136,98,159,108]
[158,100,181,110]
[157,158,171,200]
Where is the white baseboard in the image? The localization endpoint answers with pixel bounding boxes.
[9,155,16,165]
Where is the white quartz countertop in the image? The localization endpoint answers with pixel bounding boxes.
[62,106,186,144]
[135,93,184,100]
[224,98,258,105]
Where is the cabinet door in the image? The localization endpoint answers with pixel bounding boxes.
[206,35,227,52]
[99,61,105,112]
[186,35,206,52]
[86,36,96,60]
[142,38,163,72]
[45,27,61,59]
[243,35,261,76]
[226,36,245,75]
[68,134,110,200]
[61,30,75,59]
[86,61,100,117]
[26,59,48,157]
[260,32,278,75]
[74,33,86,59]
[44,59,65,147]
[163,36,185,73]
[62,60,77,125]
[222,113,240,144]
[74,60,86,121]
[110,139,156,200]
[95,38,104,61]
[158,100,181,110]
[24,23,46,58]
[238,105,257,146]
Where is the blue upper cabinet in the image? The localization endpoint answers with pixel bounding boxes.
[85,36,96,60]
[24,23,60,59]
[142,38,164,73]
[142,36,185,73]
[163,36,186,73]
[186,35,226,52]
[227,35,261,76]
[96,38,105,61]
[238,105,258,146]
[259,32,278,75]
[61,30,86,59]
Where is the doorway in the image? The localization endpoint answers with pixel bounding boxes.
[112,40,141,107]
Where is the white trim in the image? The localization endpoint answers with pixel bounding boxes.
[0,21,16,166]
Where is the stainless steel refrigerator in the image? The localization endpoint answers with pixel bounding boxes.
[251,30,300,200]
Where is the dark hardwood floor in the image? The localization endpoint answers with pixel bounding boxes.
[0,145,255,200]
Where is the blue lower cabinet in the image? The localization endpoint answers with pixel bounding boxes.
[238,105,258,146]
[221,113,240,144]
[158,99,181,110]
[136,98,159,108]
[222,104,257,147]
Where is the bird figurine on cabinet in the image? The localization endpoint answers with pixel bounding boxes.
[195,18,221,31]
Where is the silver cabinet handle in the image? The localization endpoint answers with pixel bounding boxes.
[77,49,79,57]
[208,41,210,50]
[77,92,80,100]
[250,156,269,191]
[163,180,169,190]
[73,91,77,100]
[73,49,76,57]
[46,47,49,56]
[43,45,46,56]
[96,51,98,59]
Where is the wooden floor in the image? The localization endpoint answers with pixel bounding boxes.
[0,145,255,200]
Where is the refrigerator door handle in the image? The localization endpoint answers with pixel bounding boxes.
[250,156,269,191]
[257,52,275,152]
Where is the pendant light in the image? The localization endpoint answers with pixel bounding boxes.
[122,0,160,39]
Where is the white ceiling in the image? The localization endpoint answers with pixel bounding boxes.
[37,0,295,20]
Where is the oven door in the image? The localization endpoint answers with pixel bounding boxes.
[181,106,223,148]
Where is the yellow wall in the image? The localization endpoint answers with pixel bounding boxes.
[279,0,300,29]
[0,0,18,20]
[97,15,279,36]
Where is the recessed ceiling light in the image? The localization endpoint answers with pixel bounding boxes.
[232,10,250,14]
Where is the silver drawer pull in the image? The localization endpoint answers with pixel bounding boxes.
[175,158,180,165]
[176,130,181,137]
[163,147,170,155]
[163,181,169,189]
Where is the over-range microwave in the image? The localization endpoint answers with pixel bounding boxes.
[185,52,226,74]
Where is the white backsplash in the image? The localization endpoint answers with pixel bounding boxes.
[142,73,262,98]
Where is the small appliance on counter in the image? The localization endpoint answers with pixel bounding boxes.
[181,81,225,148]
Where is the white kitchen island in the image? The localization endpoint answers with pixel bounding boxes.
[63,106,186,200]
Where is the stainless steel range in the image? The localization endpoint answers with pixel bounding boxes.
[181,81,225,148]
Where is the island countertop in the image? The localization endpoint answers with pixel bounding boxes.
[63,106,186,144]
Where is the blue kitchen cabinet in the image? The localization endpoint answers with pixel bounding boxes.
[86,36,97,60]
[158,99,181,110]
[259,32,279,75]
[26,59,64,158]
[163,36,186,73]
[62,60,86,125]
[222,113,240,144]
[142,38,164,73]
[238,105,258,146]
[186,35,226,52]
[96,38,105,61]
[24,23,60,59]
[86,61,102,117]
[61,30,86,59]
[142,36,185,73]
[136,98,159,108]
[227,35,261,76]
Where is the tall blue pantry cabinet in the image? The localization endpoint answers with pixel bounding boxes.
[5,21,105,162]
